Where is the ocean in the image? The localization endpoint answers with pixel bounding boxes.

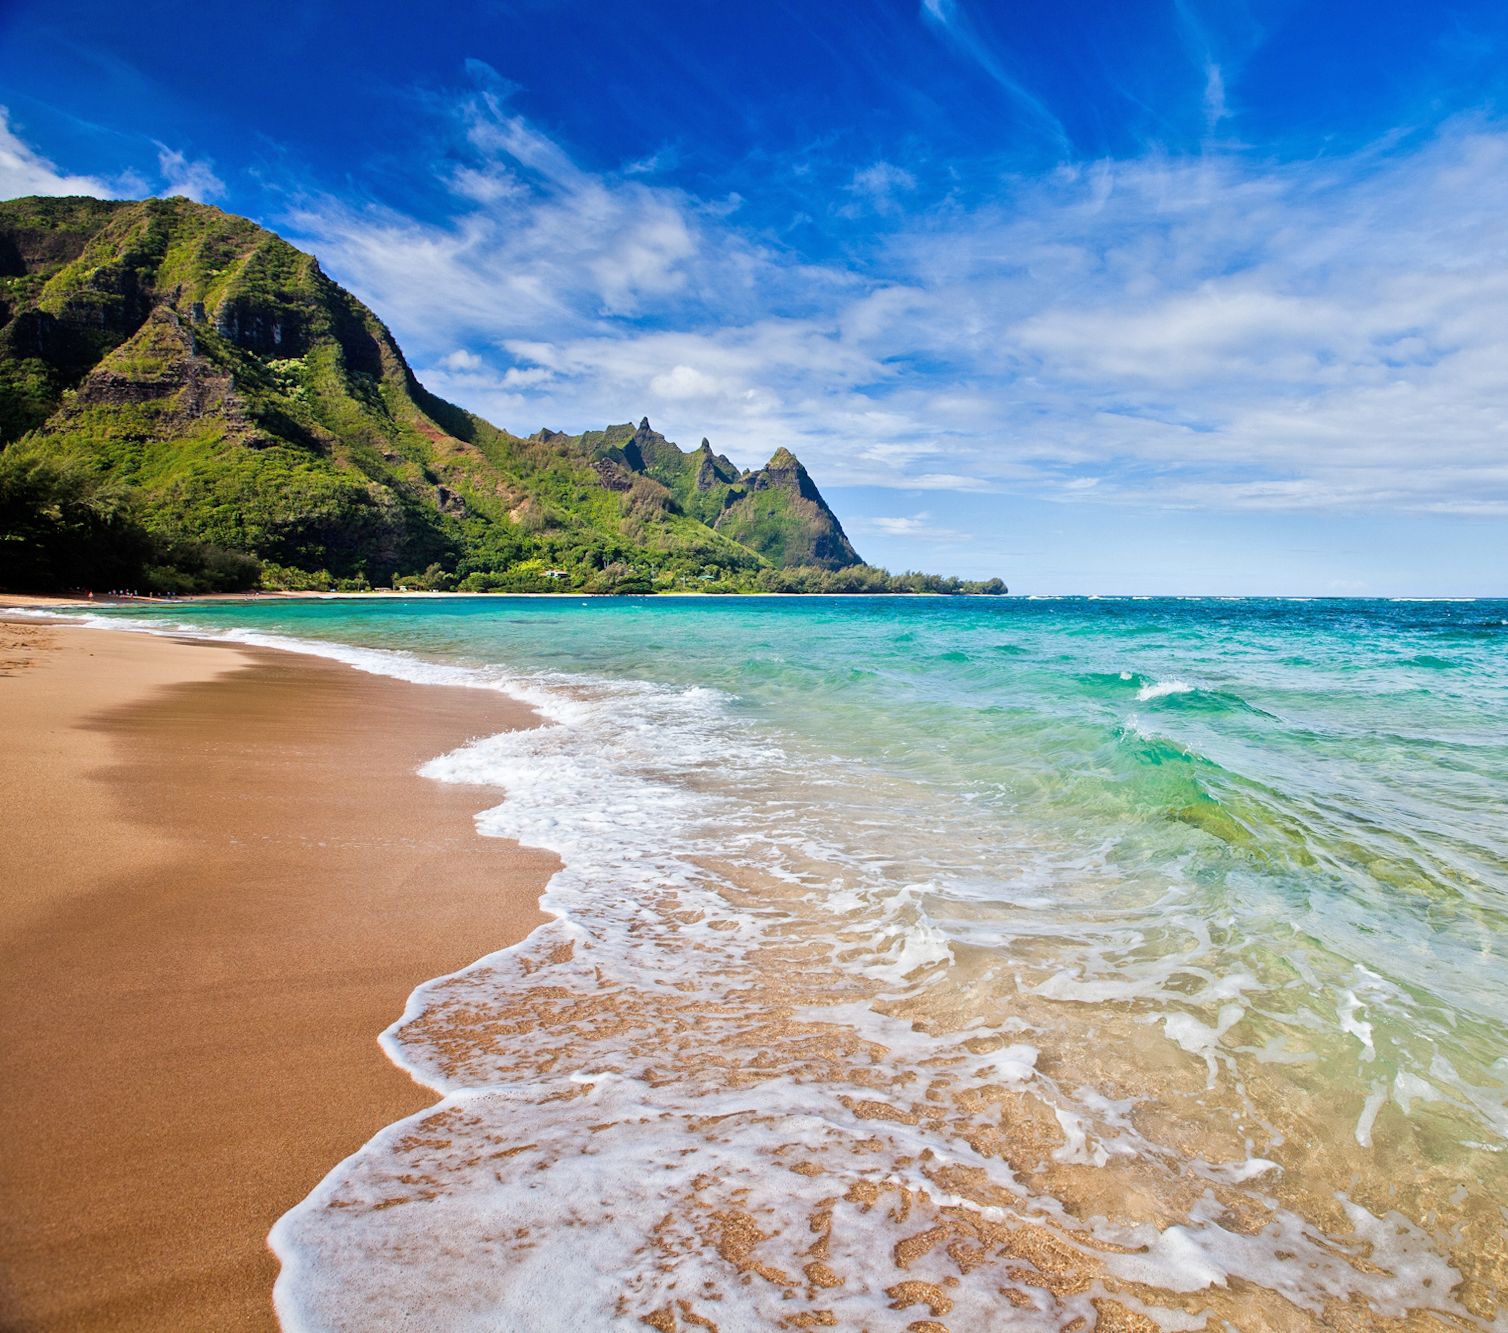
[52,594,1508,1328]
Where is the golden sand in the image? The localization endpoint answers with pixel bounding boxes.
[0,621,554,1330]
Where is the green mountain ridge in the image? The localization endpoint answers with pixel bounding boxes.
[575,418,862,570]
[0,195,1004,595]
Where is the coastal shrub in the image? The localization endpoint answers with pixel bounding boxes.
[0,451,149,590]
[0,451,262,592]
[258,561,332,591]
[392,562,456,592]
[456,570,505,592]
[143,536,261,592]
[583,561,653,594]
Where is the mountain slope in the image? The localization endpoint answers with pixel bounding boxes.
[0,195,1002,595]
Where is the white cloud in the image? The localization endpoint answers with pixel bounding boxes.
[861,512,970,540]
[846,162,917,214]
[449,165,522,205]
[501,365,554,389]
[860,441,944,466]
[276,94,1508,521]
[155,145,224,202]
[1203,63,1228,131]
[0,107,117,198]
[649,364,724,401]
[906,473,1001,492]
[0,109,228,205]
[284,88,837,352]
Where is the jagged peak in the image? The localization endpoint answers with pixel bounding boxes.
[699,438,712,452]
[766,446,802,471]
[638,416,652,432]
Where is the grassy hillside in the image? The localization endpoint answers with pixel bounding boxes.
[0,195,1004,596]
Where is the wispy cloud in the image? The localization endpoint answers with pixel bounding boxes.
[155,144,225,202]
[859,512,971,541]
[918,0,1068,150]
[0,106,118,197]
[1202,63,1228,133]
[0,107,227,203]
[278,101,1508,523]
[844,161,917,215]
[1172,0,1266,139]
[284,76,840,344]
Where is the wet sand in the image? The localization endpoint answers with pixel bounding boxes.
[0,621,555,1330]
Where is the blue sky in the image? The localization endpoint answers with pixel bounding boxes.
[3,0,1507,593]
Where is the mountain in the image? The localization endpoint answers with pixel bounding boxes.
[573,420,861,570]
[0,195,1001,595]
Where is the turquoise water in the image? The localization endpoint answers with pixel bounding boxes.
[67,595,1508,1327]
[95,594,1508,1014]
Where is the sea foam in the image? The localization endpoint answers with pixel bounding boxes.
[1136,677,1196,701]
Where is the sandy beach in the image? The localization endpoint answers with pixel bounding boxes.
[0,619,554,1330]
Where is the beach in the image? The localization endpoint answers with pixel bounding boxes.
[0,620,554,1330]
[2,596,1504,1329]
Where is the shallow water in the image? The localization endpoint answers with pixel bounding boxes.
[58,595,1508,1328]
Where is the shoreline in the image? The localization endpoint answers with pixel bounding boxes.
[2,592,1493,614]
[0,621,556,1330]
[0,589,965,607]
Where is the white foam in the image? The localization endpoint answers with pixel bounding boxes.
[1137,678,1196,701]
[977,1043,1039,1085]
[1338,988,1376,1060]
[1101,1189,1466,1317]
[1355,1082,1388,1148]
[1393,1069,1443,1116]
[1052,1106,1110,1166]
[1197,1156,1279,1183]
